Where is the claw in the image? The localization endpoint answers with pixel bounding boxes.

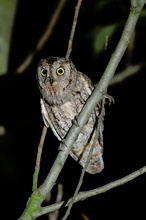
[104,94,115,105]
[72,116,80,127]
[59,139,68,151]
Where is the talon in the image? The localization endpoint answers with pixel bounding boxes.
[59,139,68,151]
[72,116,79,127]
[104,94,115,105]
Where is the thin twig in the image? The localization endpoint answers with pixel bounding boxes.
[48,183,63,220]
[32,126,47,191]
[34,165,146,217]
[36,126,47,168]
[16,0,67,74]
[62,133,95,220]
[66,0,83,58]
[81,213,90,220]
[109,62,145,86]
[94,62,145,88]
[69,166,146,204]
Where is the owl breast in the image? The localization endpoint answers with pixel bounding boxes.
[43,93,86,139]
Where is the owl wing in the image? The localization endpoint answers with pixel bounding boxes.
[79,120,104,174]
[40,98,62,141]
[79,72,94,97]
[70,113,104,174]
[69,72,104,174]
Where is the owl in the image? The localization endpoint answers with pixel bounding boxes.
[36,57,104,174]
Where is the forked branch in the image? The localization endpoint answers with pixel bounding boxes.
[33,165,146,217]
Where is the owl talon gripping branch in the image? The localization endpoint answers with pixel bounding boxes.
[59,139,68,151]
[72,116,80,127]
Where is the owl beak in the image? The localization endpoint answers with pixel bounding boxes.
[49,76,54,85]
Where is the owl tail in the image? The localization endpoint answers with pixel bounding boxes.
[79,127,104,174]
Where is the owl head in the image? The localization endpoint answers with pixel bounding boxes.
[36,57,79,105]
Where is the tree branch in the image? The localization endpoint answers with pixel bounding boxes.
[131,0,138,8]
[66,0,83,58]
[34,165,146,217]
[32,126,47,191]
[61,128,95,220]
[107,62,145,86]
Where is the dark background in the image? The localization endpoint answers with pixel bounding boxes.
[0,0,145,219]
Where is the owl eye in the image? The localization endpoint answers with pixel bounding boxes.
[41,68,47,77]
[56,67,65,76]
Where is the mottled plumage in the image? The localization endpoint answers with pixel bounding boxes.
[36,57,104,174]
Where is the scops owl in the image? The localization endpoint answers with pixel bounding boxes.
[36,57,105,174]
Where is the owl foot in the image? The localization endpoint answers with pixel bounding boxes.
[59,139,68,151]
[104,93,115,105]
[72,116,80,127]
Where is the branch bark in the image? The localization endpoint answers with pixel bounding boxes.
[65,0,83,58]
[33,165,146,217]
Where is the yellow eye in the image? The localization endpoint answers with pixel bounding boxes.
[56,67,65,76]
[41,68,47,77]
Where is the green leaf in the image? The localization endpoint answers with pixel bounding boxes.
[92,24,118,54]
